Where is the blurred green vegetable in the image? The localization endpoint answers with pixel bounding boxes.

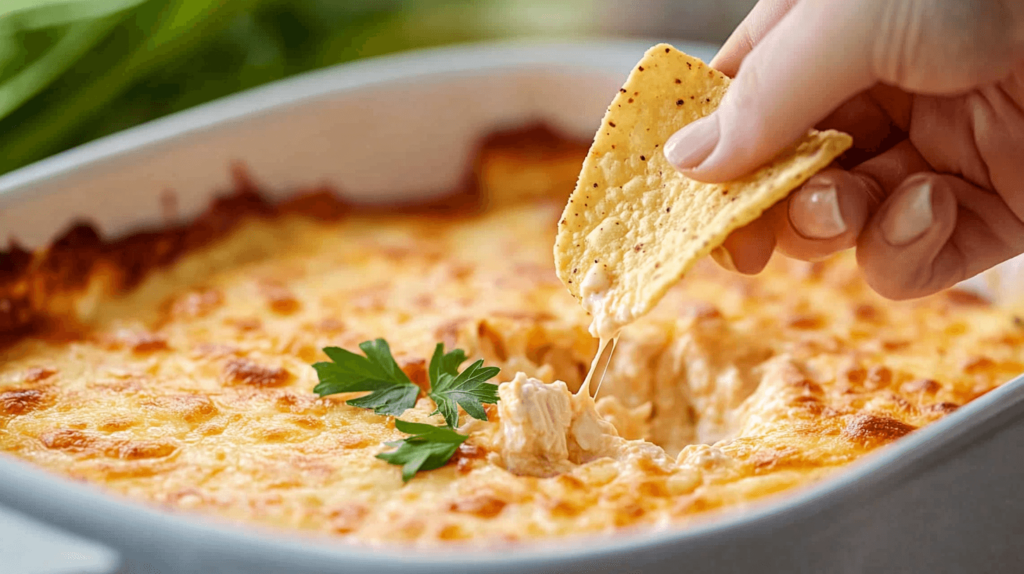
[0,0,594,175]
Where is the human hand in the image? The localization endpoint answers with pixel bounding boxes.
[663,0,1024,299]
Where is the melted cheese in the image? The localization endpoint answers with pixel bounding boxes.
[1,144,1023,547]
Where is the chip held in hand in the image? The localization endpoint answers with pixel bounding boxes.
[554,44,853,339]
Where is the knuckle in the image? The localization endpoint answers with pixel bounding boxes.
[862,265,918,300]
[857,245,917,300]
[861,246,960,301]
[873,0,1017,88]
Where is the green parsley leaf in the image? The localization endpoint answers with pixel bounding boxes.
[376,419,468,482]
[427,342,500,428]
[428,342,466,386]
[312,338,419,417]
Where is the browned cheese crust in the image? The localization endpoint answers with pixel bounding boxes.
[1,126,1023,547]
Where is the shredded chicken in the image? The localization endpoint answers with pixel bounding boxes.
[496,372,672,477]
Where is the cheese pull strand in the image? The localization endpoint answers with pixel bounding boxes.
[579,334,619,399]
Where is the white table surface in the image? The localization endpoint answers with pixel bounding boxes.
[0,503,120,574]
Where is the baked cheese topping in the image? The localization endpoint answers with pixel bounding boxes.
[1,134,1023,547]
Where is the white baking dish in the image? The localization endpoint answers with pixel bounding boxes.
[2,39,1024,574]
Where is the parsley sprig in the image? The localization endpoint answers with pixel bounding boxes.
[313,339,499,428]
[312,339,419,417]
[312,338,501,481]
[376,420,468,482]
[427,343,500,428]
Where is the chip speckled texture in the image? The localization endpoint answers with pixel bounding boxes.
[1,129,1022,549]
[554,44,852,336]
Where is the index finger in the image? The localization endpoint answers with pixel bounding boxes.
[710,0,800,76]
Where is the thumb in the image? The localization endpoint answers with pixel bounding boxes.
[664,0,880,183]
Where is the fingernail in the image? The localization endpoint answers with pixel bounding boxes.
[790,179,846,239]
[664,114,720,171]
[710,246,737,271]
[882,180,933,246]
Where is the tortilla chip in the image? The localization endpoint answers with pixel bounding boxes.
[554,44,852,336]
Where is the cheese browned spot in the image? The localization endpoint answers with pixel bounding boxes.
[841,414,917,448]
[144,395,219,423]
[41,429,178,460]
[222,358,291,387]
[0,127,1021,547]
[0,388,50,415]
